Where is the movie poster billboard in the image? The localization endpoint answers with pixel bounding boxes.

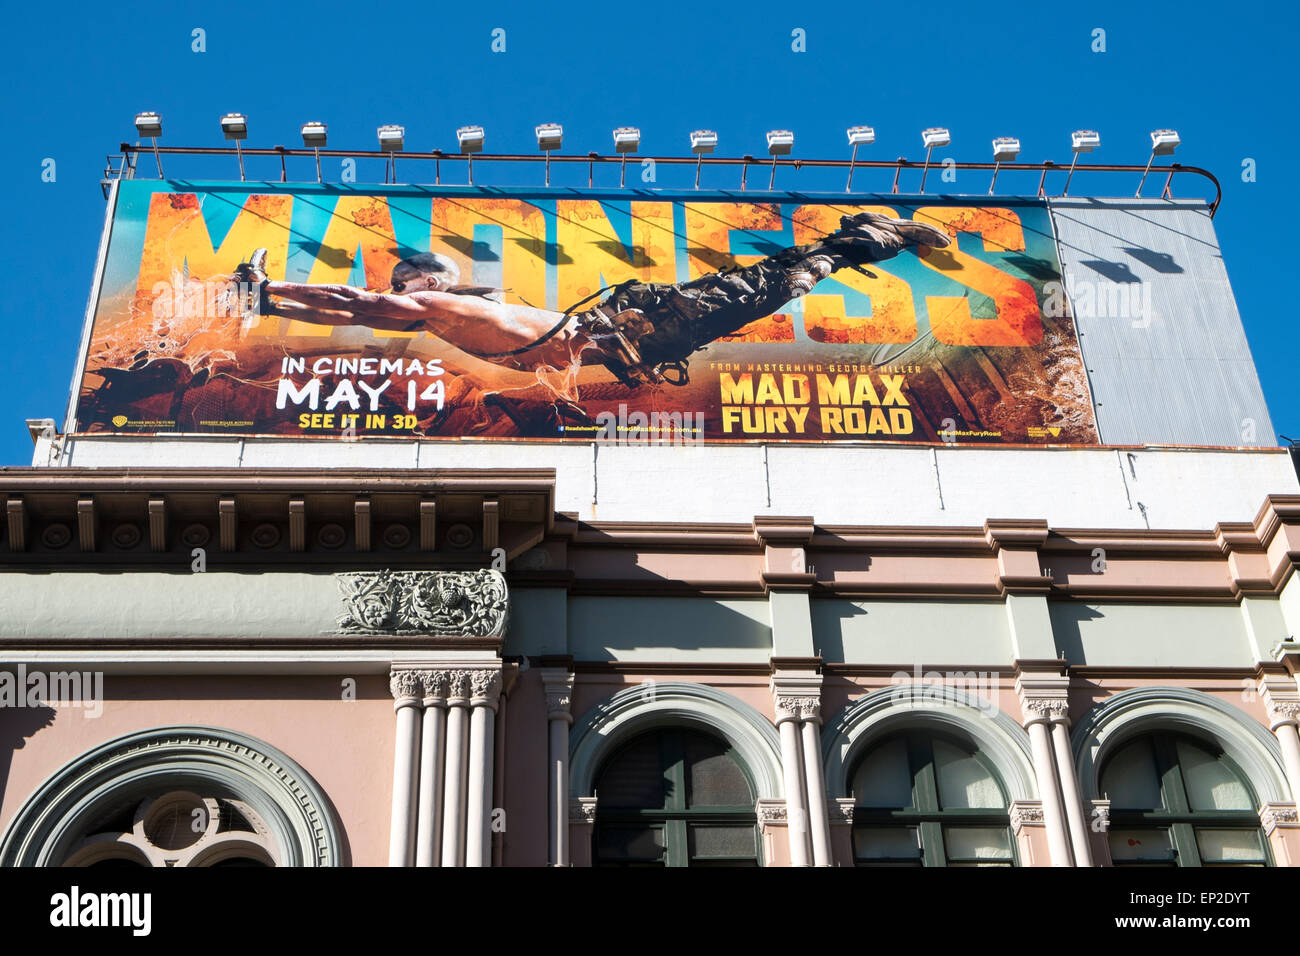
[71,181,1099,444]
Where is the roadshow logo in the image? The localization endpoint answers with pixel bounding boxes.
[49,886,151,937]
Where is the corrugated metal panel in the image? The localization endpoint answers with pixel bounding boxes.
[1047,198,1274,446]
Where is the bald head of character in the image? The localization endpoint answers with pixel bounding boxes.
[390,253,461,293]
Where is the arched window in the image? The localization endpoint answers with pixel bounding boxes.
[851,729,1015,867]
[61,790,278,868]
[593,728,759,867]
[1101,733,1269,867]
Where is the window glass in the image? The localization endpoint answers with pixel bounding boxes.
[854,826,921,861]
[684,734,752,807]
[1176,740,1251,812]
[596,734,667,809]
[1195,829,1266,864]
[596,825,664,863]
[1108,828,1175,863]
[1102,739,1163,810]
[944,826,1013,863]
[851,736,913,809]
[933,739,1004,809]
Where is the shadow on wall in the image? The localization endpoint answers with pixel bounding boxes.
[0,704,57,816]
[567,596,772,660]
[1049,603,1106,666]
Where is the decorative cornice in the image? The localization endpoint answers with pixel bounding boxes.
[335,569,508,638]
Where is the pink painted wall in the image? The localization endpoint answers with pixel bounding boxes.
[0,674,395,866]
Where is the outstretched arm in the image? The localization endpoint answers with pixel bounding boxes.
[265,281,439,332]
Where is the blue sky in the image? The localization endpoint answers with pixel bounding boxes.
[0,0,1294,463]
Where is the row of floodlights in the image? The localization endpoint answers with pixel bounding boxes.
[131,113,1183,195]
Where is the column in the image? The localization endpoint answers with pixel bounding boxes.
[1024,705,1073,866]
[1263,694,1300,801]
[541,668,575,866]
[388,669,423,867]
[799,709,832,866]
[774,696,811,867]
[415,672,448,867]
[466,668,501,867]
[440,670,471,867]
[1049,717,1094,866]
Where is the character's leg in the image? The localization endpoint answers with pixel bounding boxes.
[580,212,951,381]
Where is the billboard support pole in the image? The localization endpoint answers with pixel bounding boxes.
[620,152,628,188]
[1063,152,1081,196]
[278,147,287,183]
[313,147,321,183]
[467,152,474,186]
[891,159,903,194]
[1161,166,1176,199]
[919,145,935,194]
[845,143,859,192]
[150,137,164,179]
[740,156,751,191]
[694,154,703,189]
[235,140,245,182]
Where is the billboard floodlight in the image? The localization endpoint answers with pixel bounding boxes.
[536,123,562,185]
[846,126,874,191]
[919,127,950,193]
[766,129,793,189]
[613,127,640,186]
[301,122,326,182]
[135,112,163,178]
[1138,128,1181,198]
[457,125,485,184]
[690,129,717,188]
[989,136,1020,194]
[220,113,247,180]
[1064,129,1099,196]
[377,125,404,183]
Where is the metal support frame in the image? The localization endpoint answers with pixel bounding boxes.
[110,143,1224,215]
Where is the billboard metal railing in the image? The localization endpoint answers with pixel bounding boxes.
[109,143,1223,215]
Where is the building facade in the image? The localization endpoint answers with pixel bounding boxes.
[1,188,1298,867]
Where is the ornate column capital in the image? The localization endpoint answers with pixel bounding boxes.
[771,666,823,725]
[1021,696,1071,725]
[540,668,576,724]
[1009,799,1046,831]
[755,797,789,830]
[568,796,598,825]
[829,797,855,827]
[469,668,503,709]
[773,695,822,723]
[420,670,449,706]
[1259,802,1300,835]
[1014,662,1071,727]
[1258,676,1300,729]
[389,668,425,708]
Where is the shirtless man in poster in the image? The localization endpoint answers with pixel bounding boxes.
[246,210,949,387]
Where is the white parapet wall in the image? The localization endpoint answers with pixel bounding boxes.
[37,435,1300,530]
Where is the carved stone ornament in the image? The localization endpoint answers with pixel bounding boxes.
[774,695,821,721]
[1022,697,1070,721]
[755,798,789,825]
[1266,700,1300,723]
[334,569,508,637]
[1259,804,1300,831]
[1009,803,1046,828]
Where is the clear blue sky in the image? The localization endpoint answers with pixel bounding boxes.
[1,0,1294,464]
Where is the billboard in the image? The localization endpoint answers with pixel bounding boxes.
[71,181,1099,444]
